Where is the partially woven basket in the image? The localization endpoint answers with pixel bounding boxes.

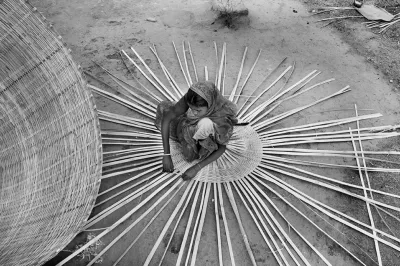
[0,1,102,265]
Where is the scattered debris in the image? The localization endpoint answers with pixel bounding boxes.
[146,17,157,22]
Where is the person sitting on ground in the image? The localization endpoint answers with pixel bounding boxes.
[155,81,238,180]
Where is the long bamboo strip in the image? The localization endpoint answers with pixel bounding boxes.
[150,45,183,98]
[99,110,155,125]
[229,46,248,101]
[99,115,157,130]
[122,49,175,102]
[259,113,383,138]
[93,62,158,109]
[217,182,236,266]
[253,168,400,251]
[103,149,163,164]
[261,133,400,148]
[239,178,304,266]
[223,44,227,95]
[355,105,396,237]
[261,131,399,144]
[261,149,400,167]
[350,127,382,266]
[254,86,351,130]
[231,181,286,266]
[236,57,288,115]
[234,49,262,105]
[248,78,335,124]
[241,68,313,120]
[173,41,190,88]
[262,147,400,156]
[118,52,163,102]
[245,177,332,266]
[176,181,203,266]
[102,158,161,175]
[157,181,198,266]
[261,159,400,200]
[268,60,296,102]
[99,164,161,196]
[185,183,207,266]
[253,176,368,266]
[101,129,161,138]
[182,41,193,86]
[88,180,186,266]
[112,181,187,266]
[142,179,195,266]
[91,85,156,119]
[56,174,179,266]
[205,66,208,81]
[214,41,218,86]
[261,125,400,141]
[101,160,161,180]
[130,47,178,101]
[217,42,226,91]
[102,150,163,166]
[190,183,211,266]
[95,167,161,207]
[260,162,400,216]
[224,183,257,266]
[103,147,163,157]
[248,70,322,123]
[213,183,223,266]
[188,41,198,83]
[86,173,171,229]
[262,154,400,173]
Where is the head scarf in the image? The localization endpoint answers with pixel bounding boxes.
[185,81,238,145]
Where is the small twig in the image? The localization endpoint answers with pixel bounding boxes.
[315,15,364,22]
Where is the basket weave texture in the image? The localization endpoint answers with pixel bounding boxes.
[0,1,102,265]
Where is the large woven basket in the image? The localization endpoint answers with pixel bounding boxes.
[0,1,102,265]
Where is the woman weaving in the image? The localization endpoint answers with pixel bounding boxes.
[155,81,238,180]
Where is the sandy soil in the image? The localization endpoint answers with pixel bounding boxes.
[32,0,400,265]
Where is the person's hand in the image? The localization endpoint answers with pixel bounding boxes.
[162,155,174,173]
[182,164,201,181]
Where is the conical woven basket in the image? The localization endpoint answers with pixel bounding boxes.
[0,1,102,265]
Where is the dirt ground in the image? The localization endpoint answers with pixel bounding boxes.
[31,0,400,265]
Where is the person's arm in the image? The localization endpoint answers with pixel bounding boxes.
[181,144,226,180]
[161,96,188,172]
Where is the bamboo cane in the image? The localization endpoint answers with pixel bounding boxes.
[224,183,257,266]
[112,181,187,266]
[122,50,175,101]
[182,41,193,86]
[217,42,226,91]
[253,168,400,251]
[130,47,178,101]
[213,183,223,266]
[231,181,286,266]
[239,178,305,266]
[229,47,248,101]
[350,126,382,266]
[214,41,219,86]
[172,41,190,88]
[88,181,186,266]
[157,181,198,266]
[176,181,203,266]
[56,174,180,266]
[188,41,198,83]
[253,177,368,266]
[234,49,262,104]
[217,182,236,266]
[190,183,211,266]
[185,183,207,265]
[150,44,184,98]
[237,57,288,115]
